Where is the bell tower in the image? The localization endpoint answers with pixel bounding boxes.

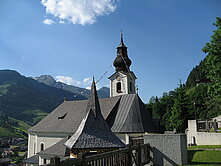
[109,34,137,97]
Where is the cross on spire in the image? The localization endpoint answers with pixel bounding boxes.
[119,29,125,47]
[120,29,123,38]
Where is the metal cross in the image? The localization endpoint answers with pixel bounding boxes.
[120,29,123,37]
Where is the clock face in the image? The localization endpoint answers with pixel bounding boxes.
[116,76,121,81]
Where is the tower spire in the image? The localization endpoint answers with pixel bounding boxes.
[119,30,126,47]
[109,33,137,97]
[113,32,132,72]
[86,77,101,118]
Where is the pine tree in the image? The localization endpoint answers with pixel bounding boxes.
[202,17,221,118]
[168,84,189,133]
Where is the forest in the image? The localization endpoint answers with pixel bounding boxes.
[146,17,221,133]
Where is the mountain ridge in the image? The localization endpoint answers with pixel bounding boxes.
[0,69,86,124]
[34,75,110,98]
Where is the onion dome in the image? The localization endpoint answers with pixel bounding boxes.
[113,34,132,72]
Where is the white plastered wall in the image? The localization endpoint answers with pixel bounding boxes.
[187,120,221,145]
[110,72,136,97]
[27,132,69,159]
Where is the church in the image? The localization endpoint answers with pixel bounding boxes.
[24,35,158,166]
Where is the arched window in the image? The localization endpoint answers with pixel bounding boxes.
[43,158,47,164]
[40,143,44,151]
[116,82,121,93]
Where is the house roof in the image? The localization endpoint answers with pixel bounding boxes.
[37,137,69,157]
[28,94,157,134]
[109,94,156,133]
[28,96,120,133]
[23,155,39,164]
[64,80,125,149]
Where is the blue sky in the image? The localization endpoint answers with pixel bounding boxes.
[0,0,221,102]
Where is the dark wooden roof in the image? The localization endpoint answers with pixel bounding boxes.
[64,80,125,149]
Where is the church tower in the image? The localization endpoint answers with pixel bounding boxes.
[109,34,137,97]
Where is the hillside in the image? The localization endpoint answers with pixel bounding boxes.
[34,75,110,98]
[0,70,86,125]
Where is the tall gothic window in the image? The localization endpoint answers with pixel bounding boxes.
[116,82,121,92]
[34,143,36,154]
[40,143,44,151]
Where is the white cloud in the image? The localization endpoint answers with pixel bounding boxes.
[55,75,81,86]
[43,19,55,25]
[41,0,118,25]
[83,77,92,86]
[59,20,65,24]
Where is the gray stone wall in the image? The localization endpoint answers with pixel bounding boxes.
[144,134,188,166]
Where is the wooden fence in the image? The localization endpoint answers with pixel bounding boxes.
[48,143,150,166]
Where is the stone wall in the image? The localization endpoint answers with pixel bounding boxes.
[144,134,188,166]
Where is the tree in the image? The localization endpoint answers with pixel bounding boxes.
[186,84,209,120]
[168,84,189,132]
[202,17,221,118]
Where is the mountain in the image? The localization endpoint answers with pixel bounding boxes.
[0,70,86,124]
[97,87,110,98]
[34,75,110,98]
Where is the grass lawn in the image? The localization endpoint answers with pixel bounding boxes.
[187,145,221,166]
[188,145,221,150]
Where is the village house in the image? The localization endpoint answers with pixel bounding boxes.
[24,35,158,166]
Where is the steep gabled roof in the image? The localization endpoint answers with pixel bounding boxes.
[64,80,125,149]
[110,94,157,133]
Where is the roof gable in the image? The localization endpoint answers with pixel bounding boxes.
[64,80,125,149]
[108,71,137,80]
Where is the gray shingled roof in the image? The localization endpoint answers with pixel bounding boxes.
[64,80,125,149]
[37,137,69,157]
[110,94,157,133]
[23,155,39,164]
[28,96,120,133]
[28,94,157,134]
